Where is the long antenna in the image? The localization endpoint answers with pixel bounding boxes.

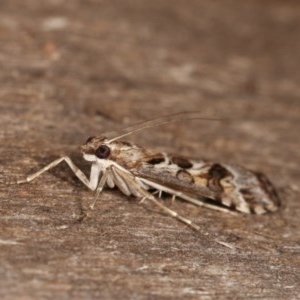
[107,111,229,143]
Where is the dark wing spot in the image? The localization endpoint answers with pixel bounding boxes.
[254,172,281,208]
[239,188,262,214]
[146,156,165,165]
[208,164,231,179]
[171,156,193,169]
[239,188,254,198]
[207,163,232,193]
[239,188,256,208]
[176,170,194,183]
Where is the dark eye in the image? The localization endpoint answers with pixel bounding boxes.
[95,145,110,159]
[85,136,95,144]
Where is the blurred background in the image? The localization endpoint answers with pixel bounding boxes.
[1,0,299,124]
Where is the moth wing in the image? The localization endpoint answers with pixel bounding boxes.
[132,161,280,214]
[132,163,224,209]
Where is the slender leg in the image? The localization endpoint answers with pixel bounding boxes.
[17,156,95,190]
[139,190,159,204]
[90,170,109,209]
[112,166,200,231]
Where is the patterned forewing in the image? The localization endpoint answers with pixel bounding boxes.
[132,154,280,214]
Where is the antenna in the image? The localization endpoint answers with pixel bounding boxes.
[107,111,228,143]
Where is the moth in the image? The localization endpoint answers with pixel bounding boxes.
[18,114,280,230]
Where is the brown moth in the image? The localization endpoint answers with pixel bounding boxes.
[18,114,280,230]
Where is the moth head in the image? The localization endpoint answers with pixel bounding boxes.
[80,136,112,162]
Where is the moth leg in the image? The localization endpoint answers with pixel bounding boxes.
[112,167,200,231]
[90,170,109,210]
[158,190,162,198]
[17,156,94,190]
[139,178,237,215]
[139,190,159,204]
[140,189,163,204]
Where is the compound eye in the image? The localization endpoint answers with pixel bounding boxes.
[85,136,95,144]
[95,145,110,159]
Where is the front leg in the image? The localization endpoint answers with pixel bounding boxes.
[90,169,109,209]
[17,156,99,191]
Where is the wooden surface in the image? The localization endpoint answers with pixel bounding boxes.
[1,1,300,299]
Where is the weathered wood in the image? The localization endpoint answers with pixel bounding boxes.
[1,0,300,299]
